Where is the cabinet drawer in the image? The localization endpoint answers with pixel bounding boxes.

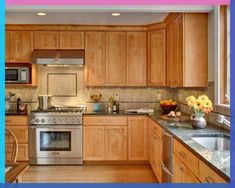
[6,144,29,161]
[174,139,199,176]
[6,126,28,143]
[199,160,227,183]
[5,116,28,126]
[83,116,127,126]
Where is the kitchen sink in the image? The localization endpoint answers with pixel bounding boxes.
[191,134,230,151]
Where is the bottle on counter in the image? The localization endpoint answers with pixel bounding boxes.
[16,97,22,112]
[112,100,117,113]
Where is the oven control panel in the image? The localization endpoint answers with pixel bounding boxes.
[29,114,82,125]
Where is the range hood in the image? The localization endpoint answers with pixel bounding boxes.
[30,50,84,65]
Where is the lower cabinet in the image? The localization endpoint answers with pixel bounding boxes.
[83,125,127,161]
[128,116,148,161]
[173,155,200,183]
[5,115,29,161]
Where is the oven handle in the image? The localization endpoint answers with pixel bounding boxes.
[29,125,82,129]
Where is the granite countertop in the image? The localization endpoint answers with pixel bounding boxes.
[84,110,230,181]
[5,111,28,116]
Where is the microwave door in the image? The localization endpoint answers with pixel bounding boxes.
[5,68,20,83]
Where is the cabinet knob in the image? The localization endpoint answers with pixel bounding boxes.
[178,151,186,158]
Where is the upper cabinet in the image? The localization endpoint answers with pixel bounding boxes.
[166,13,208,87]
[34,31,84,49]
[147,29,166,86]
[126,32,147,86]
[6,31,33,63]
[85,31,106,86]
[105,32,126,86]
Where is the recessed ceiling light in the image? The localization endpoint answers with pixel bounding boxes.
[112,13,120,17]
[37,12,47,16]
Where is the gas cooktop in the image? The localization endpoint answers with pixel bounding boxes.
[31,106,86,114]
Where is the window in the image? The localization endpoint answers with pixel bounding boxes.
[217,5,230,106]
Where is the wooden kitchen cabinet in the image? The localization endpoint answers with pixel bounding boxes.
[34,31,84,49]
[6,31,33,63]
[128,116,148,161]
[173,154,187,183]
[105,32,126,86]
[147,29,166,86]
[166,13,208,87]
[106,126,127,160]
[59,31,84,49]
[83,126,106,160]
[126,32,147,86]
[199,160,227,183]
[85,32,106,86]
[5,115,29,161]
[83,116,128,161]
[34,31,58,49]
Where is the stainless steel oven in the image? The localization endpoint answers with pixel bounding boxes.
[29,125,82,165]
[5,67,30,84]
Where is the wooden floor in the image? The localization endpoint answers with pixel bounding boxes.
[21,164,157,183]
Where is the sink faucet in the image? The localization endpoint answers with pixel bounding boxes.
[216,115,230,127]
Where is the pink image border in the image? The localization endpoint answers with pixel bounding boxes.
[6,0,230,6]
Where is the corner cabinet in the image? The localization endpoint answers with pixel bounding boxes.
[166,13,208,87]
[85,32,106,86]
[147,29,166,86]
[126,32,147,86]
[6,31,33,63]
[105,32,126,86]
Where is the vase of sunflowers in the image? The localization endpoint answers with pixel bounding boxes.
[186,95,213,129]
[90,94,102,112]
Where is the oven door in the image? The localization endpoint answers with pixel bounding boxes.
[29,126,82,158]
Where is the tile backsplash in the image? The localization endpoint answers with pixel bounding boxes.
[6,66,230,129]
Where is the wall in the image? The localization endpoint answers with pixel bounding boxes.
[6,65,175,112]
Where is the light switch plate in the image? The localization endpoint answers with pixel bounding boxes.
[115,93,119,101]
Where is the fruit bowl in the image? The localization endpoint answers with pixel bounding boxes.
[160,100,177,114]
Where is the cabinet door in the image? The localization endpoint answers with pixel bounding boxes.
[147,29,166,86]
[59,31,84,49]
[106,126,127,160]
[13,31,33,62]
[34,31,58,49]
[6,31,13,62]
[152,134,163,182]
[173,155,187,183]
[126,32,147,86]
[83,126,105,160]
[6,144,28,161]
[166,15,183,87]
[85,32,106,86]
[6,126,28,144]
[106,32,126,86]
[128,117,148,160]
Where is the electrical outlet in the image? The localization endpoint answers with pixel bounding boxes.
[157,93,161,101]
[115,93,119,101]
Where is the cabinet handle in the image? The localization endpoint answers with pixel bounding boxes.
[178,151,186,158]
[205,176,215,183]
[153,136,157,139]
[179,166,185,173]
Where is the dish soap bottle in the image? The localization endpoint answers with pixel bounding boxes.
[17,97,22,112]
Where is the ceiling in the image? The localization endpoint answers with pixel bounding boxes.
[6,5,213,25]
[6,12,168,25]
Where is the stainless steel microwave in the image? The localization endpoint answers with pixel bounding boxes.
[5,67,30,84]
